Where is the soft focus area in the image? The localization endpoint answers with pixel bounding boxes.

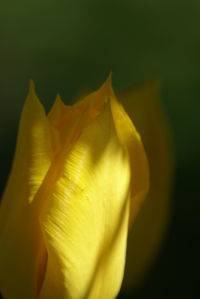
[0,1,200,298]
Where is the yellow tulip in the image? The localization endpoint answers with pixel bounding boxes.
[0,77,149,299]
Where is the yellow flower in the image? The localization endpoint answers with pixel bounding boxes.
[0,77,149,299]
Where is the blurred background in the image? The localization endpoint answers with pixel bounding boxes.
[0,0,200,298]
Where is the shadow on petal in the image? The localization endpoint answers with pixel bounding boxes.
[118,81,174,291]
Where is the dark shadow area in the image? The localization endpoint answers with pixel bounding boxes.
[118,157,200,298]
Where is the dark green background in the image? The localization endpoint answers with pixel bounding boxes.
[0,0,200,298]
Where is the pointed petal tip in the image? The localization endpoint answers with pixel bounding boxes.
[105,71,113,89]
[48,93,66,122]
[25,80,46,113]
[26,79,39,104]
[55,93,63,103]
[99,72,114,98]
[107,71,112,84]
[29,79,36,94]
[53,93,66,109]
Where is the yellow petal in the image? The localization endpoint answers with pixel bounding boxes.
[73,76,149,225]
[48,94,89,153]
[108,80,149,224]
[39,102,131,299]
[48,93,67,127]
[0,81,52,299]
[118,81,173,290]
